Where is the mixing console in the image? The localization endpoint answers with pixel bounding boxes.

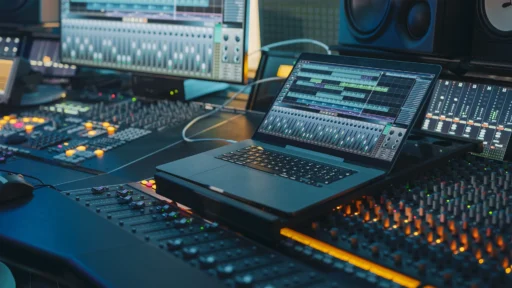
[0,99,205,171]
[60,180,387,288]
[423,80,512,161]
[296,154,512,287]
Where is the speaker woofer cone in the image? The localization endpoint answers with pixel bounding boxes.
[478,0,512,38]
[346,0,392,38]
[406,1,431,40]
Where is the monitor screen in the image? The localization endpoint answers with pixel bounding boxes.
[257,57,438,164]
[422,80,512,161]
[29,39,77,78]
[60,0,248,83]
[0,59,14,101]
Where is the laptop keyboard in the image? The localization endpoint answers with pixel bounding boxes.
[215,145,357,187]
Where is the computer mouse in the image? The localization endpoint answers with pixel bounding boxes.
[0,173,34,204]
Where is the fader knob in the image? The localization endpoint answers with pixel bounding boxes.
[183,247,199,259]
[235,275,254,288]
[217,265,235,278]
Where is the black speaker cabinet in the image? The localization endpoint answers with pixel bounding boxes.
[472,0,512,65]
[338,0,473,58]
[0,0,59,24]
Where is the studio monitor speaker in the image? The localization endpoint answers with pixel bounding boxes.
[338,0,473,58]
[0,0,59,24]
[472,0,512,65]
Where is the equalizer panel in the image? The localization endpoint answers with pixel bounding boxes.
[258,59,437,162]
[61,0,247,83]
[422,80,512,161]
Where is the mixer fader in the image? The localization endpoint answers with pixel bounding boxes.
[259,107,406,161]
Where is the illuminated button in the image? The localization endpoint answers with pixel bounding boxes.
[31,117,39,122]
[88,130,97,136]
[3,116,10,120]
[0,120,6,125]
[107,126,115,135]
[66,150,76,157]
[145,182,153,188]
[102,122,110,128]
[63,142,69,146]
[25,125,34,133]
[22,117,30,123]
[84,122,93,130]
[94,150,104,157]
[152,185,156,190]
[149,180,156,184]
[141,180,148,185]
[76,146,87,151]
[8,119,16,124]
[36,118,45,123]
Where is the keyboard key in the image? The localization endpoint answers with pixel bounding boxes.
[218,147,357,186]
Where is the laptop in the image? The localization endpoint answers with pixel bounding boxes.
[157,53,441,215]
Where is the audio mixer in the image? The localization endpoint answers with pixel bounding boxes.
[58,180,390,288]
[423,80,512,161]
[292,154,512,287]
[60,0,246,83]
[0,99,205,172]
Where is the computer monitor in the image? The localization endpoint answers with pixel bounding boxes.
[60,0,248,84]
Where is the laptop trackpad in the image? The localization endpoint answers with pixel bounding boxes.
[190,165,332,214]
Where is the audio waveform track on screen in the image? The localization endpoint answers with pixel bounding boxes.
[422,80,512,160]
[69,0,225,22]
[279,62,429,125]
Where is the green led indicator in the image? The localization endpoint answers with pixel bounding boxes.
[489,211,493,215]
[132,97,137,102]
[200,226,204,230]
[467,205,471,208]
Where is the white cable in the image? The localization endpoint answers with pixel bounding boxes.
[248,38,332,57]
[182,77,284,144]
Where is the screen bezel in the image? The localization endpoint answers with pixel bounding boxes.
[252,53,442,171]
[422,74,512,162]
[59,0,249,84]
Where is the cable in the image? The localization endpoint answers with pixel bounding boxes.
[0,169,61,191]
[182,77,285,144]
[34,184,61,191]
[248,38,332,58]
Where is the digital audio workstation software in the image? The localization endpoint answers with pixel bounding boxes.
[258,60,436,161]
[60,0,247,83]
[423,80,512,160]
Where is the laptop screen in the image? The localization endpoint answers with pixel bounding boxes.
[254,53,440,171]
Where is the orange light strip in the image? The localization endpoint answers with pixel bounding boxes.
[280,228,421,288]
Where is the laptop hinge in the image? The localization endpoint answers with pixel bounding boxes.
[285,145,345,164]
